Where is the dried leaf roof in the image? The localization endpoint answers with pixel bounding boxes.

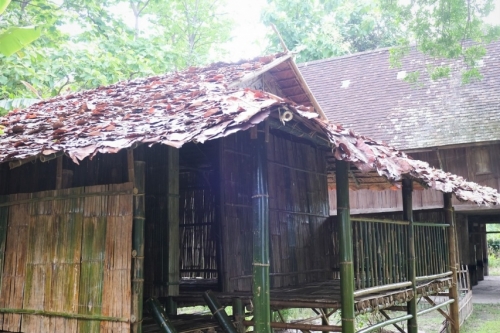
[1,53,499,206]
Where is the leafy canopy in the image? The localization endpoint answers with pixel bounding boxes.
[0,0,232,115]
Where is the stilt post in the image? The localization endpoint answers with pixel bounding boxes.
[336,160,355,333]
[251,129,271,333]
[132,159,146,333]
[444,193,460,333]
[402,179,417,333]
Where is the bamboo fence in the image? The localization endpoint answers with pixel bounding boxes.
[0,183,133,333]
[350,217,450,290]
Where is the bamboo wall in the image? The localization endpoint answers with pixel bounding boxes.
[0,184,133,333]
[329,144,500,215]
[221,131,332,292]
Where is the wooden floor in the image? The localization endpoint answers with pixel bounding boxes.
[175,277,453,313]
[143,314,224,333]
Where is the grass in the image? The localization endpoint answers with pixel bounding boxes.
[462,304,500,333]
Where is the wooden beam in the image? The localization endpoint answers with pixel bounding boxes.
[403,179,418,333]
[336,160,355,333]
[423,296,455,325]
[380,310,405,333]
[444,193,460,333]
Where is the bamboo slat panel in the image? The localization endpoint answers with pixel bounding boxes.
[222,132,331,292]
[0,183,133,333]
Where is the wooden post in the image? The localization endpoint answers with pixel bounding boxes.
[56,156,63,189]
[336,160,355,333]
[132,159,146,333]
[444,193,460,333]
[166,147,180,311]
[402,179,417,333]
[251,129,271,333]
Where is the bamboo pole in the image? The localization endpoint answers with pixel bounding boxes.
[0,308,128,322]
[353,281,412,298]
[251,129,271,333]
[243,320,342,332]
[402,179,417,333]
[356,315,413,333]
[232,298,245,333]
[167,147,180,298]
[203,291,237,333]
[444,193,460,333]
[145,298,179,333]
[336,160,355,333]
[132,160,146,333]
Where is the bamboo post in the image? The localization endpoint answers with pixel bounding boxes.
[336,160,355,333]
[203,291,237,333]
[251,129,271,333]
[402,179,417,333]
[232,298,245,333]
[132,160,146,333]
[166,147,180,302]
[444,193,460,333]
[145,298,179,333]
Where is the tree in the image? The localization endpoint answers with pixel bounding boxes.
[0,0,233,115]
[262,0,500,82]
[262,0,404,63]
[0,0,41,57]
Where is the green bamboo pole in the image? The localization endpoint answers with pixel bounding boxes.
[251,130,271,333]
[203,291,238,333]
[132,160,146,333]
[145,298,179,333]
[232,298,245,333]
[0,308,128,322]
[336,160,355,333]
[444,193,460,333]
[402,179,417,333]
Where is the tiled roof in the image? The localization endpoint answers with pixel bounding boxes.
[298,40,500,150]
[1,54,500,205]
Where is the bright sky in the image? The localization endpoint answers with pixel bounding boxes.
[219,0,268,62]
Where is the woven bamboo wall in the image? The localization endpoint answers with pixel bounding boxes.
[221,131,332,292]
[0,183,133,333]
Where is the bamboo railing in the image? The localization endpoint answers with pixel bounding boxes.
[351,217,450,290]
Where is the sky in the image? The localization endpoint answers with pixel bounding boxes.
[219,0,268,62]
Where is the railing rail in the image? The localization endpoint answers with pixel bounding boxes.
[351,218,450,290]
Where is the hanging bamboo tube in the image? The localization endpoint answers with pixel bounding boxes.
[132,160,146,333]
[251,129,271,333]
[444,193,460,333]
[336,160,355,333]
[402,179,417,333]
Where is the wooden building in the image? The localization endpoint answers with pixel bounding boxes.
[299,40,500,284]
[1,53,499,333]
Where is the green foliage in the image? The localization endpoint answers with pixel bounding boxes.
[0,0,233,110]
[386,0,500,82]
[261,0,405,63]
[0,0,42,57]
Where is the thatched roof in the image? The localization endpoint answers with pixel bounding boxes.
[1,53,500,205]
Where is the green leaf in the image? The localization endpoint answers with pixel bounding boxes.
[0,26,41,57]
[0,0,11,15]
[0,98,39,113]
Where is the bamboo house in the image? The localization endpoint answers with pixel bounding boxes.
[1,53,499,333]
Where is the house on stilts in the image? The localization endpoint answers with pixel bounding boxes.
[299,40,500,289]
[0,52,499,333]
